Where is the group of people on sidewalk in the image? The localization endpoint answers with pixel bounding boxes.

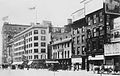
[91,63,120,74]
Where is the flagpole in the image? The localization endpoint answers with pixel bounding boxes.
[35,7,37,24]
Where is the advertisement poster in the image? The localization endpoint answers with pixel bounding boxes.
[105,0,120,15]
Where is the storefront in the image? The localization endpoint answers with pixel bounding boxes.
[104,43,120,68]
[72,57,82,70]
[88,55,104,71]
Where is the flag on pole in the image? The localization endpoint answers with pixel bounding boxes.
[29,7,36,10]
[2,16,9,21]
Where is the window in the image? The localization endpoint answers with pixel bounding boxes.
[99,12,103,22]
[93,14,97,24]
[29,31,32,36]
[99,40,104,50]
[68,43,69,47]
[29,44,31,48]
[41,30,46,34]
[30,43,32,47]
[77,47,80,55]
[41,49,46,53]
[77,36,80,44]
[106,26,110,34]
[96,28,99,36]
[93,28,97,37]
[34,36,38,40]
[34,55,38,59]
[65,51,66,58]
[87,29,91,38]
[82,35,85,43]
[82,26,85,33]
[41,36,46,41]
[68,51,69,58]
[88,17,91,25]
[34,49,38,53]
[62,52,64,58]
[41,42,46,47]
[93,41,97,51]
[77,29,80,34]
[82,46,85,54]
[58,52,59,59]
[34,30,38,34]
[29,38,31,42]
[34,42,38,47]
[99,26,104,36]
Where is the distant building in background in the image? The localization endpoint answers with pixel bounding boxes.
[2,22,31,64]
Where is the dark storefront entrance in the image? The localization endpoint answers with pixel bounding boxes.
[56,58,71,70]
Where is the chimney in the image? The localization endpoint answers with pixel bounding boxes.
[67,19,72,25]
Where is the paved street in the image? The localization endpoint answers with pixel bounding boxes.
[0,69,120,76]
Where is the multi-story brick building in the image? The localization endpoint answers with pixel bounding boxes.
[51,32,72,70]
[12,23,51,67]
[67,0,120,71]
[2,22,31,64]
[84,0,120,71]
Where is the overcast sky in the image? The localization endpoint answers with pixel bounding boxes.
[0,0,83,63]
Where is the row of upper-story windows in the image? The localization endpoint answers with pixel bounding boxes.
[14,48,46,56]
[87,12,103,26]
[14,54,46,61]
[73,35,85,45]
[34,55,46,59]
[86,26,105,38]
[14,31,32,42]
[72,46,86,55]
[14,29,46,42]
[14,36,46,47]
[73,27,85,35]
[53,51,70,59]
[34,42,46,47]
[14,57,22,62]
[53,42,70,50]
[14,42,46,51]
[34,30,46,34]
[14,37,32,47]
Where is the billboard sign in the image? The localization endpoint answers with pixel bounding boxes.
[72,8,85,22]
[104,43,120,56]
[105,0,120,15]
[85,0,103,15]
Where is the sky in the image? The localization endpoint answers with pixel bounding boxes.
[0,0,83,63]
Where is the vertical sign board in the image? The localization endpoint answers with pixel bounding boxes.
[105,0,120,15]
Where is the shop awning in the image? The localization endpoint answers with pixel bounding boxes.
[72,58,82,64]
[28,61,33,65]
[12,62,23,65]
[45,61,59,64]
[88,55,104,60]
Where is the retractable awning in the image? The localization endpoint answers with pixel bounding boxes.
[88,55,104,60]
[28,61,33,65]
[12,62,23,65]
[45,61,59,64]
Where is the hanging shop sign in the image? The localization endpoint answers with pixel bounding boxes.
[105,0,120,15]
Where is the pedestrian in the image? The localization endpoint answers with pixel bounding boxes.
[74,64,76,71]
[27,65,29,70]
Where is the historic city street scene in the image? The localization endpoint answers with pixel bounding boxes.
[0,0,120,76]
